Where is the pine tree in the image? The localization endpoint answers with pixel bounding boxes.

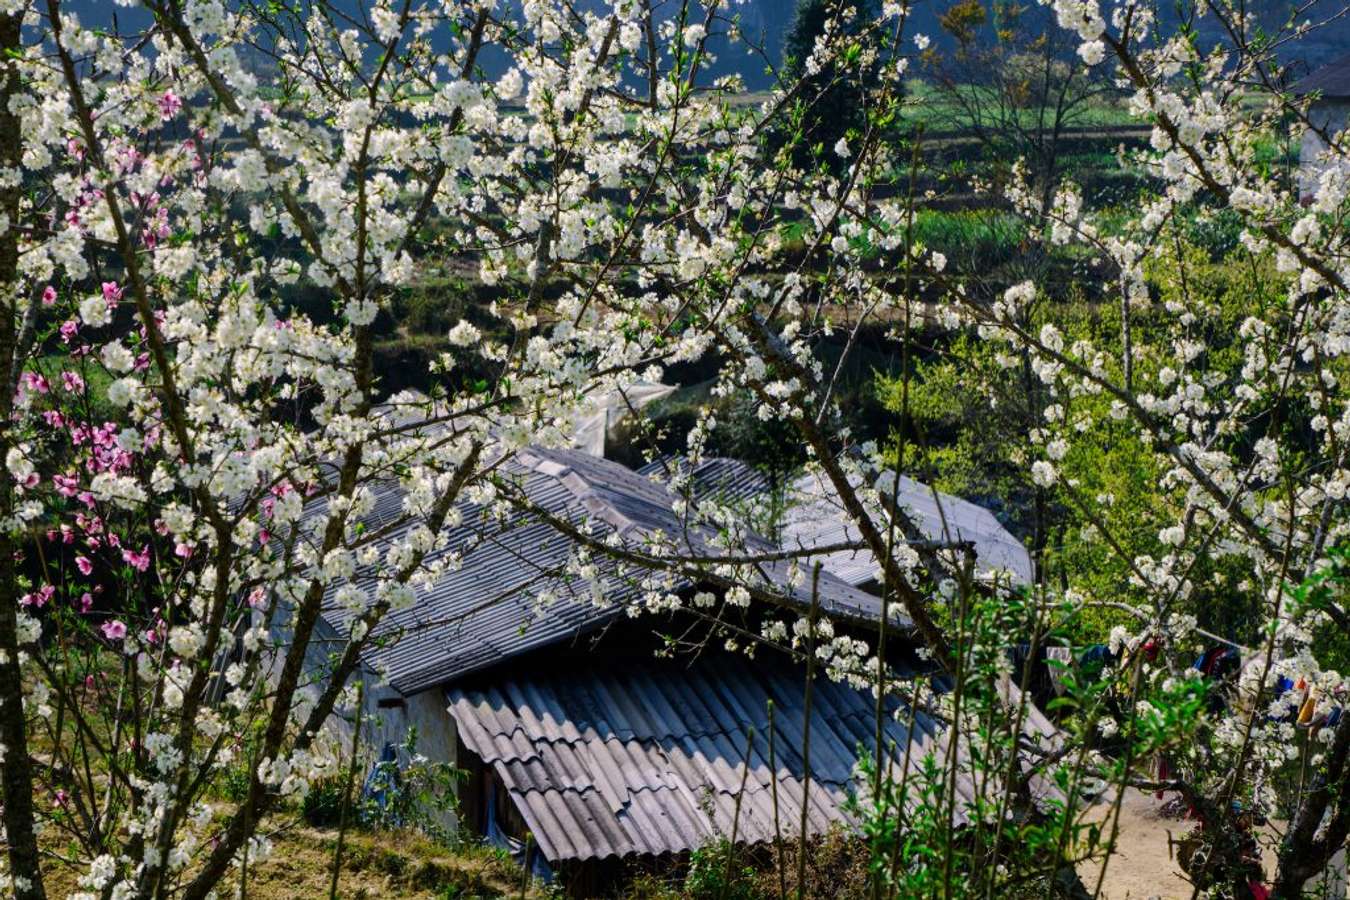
[779,0,881,171]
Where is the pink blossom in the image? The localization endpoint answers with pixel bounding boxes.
[75,556,93,575]
[77,592,93,613]
[174,542,193,559]
[113,145,141,175]
[122,546,151,571]
[41,286,56,306]
[100,620,127,641]
[159,90,182,120]
[101,281,122,306]
[62,371,85,392]
[20,586,53,608]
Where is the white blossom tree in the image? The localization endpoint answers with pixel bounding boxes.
[0,0,1348,897]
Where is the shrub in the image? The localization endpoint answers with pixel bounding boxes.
[683,840,757,900]
[301,776,348,829]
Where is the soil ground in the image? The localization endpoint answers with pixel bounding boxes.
[1080,789,1349,900]
[1078,789,1194,899]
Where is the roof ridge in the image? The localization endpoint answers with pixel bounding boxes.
[518,448,642,537]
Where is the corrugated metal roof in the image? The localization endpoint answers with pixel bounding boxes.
[447,650,950,862]
[637,456,771,503]
[781,470,1035,587]
[310,447,902,695]
[1293,52,1350,99]
[635,457,1032,586]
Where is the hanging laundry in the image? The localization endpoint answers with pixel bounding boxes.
[1045,646,1074,696]
[1297,689,1318,726]
[1194,645,1241,678]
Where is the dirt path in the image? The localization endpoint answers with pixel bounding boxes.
[1078,790,1348,900]
[1077,789,1195,899]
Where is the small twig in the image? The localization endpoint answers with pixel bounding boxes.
[721,726,757,900]
[768,701,787,900]
[796,565,823,900]
[329,680,365,900]
[519,832,532,898]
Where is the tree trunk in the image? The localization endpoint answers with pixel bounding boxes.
[1271,720,1350,898]
[0,11,48,898]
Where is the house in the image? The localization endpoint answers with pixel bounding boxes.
[279,445,1034,892]
[1292,52,1350,201]
[637,457,1034,588]
[778,468,1034,588]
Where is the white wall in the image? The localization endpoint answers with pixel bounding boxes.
[1300,99,1350,200]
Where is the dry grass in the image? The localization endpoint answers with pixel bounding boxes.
[40,823,548,900]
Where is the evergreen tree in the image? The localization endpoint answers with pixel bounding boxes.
[779,0,882,171]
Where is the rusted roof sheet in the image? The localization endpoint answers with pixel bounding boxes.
[311,447,901,695]
[447,650,952,863]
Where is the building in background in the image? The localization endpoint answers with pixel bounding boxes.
[272,445,1047,894]
[1294,53,1350,202]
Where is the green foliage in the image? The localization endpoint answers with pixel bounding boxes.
[301,776,348,828]
[877,230,1301,644]
[877,330,1033,535]
[708,391,809,487]
[683,840,757,900]
[910,210,1028,269]
[1293,546,1350,676]
[358,728,466,845]
[33,354,115,421]
[1181,207,1245,261]
[848,586,1107,898]
[851,209,1029,273]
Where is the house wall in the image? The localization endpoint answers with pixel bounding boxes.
[1299,99,1350,200]
[266,613,461,831]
